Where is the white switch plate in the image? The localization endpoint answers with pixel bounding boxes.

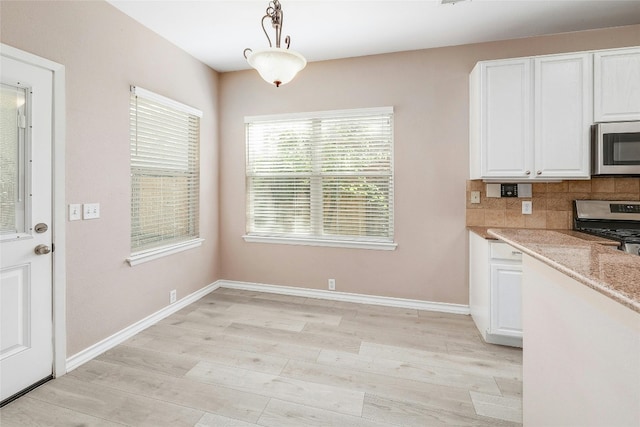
[83,203,100,219]
[69,204,81,221]
[470,191,481,204]
[522,201,533,215]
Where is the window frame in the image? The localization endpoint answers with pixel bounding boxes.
[126,86,204,266]
[243,107,397,251]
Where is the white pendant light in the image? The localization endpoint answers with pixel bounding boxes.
[243,0,306,87]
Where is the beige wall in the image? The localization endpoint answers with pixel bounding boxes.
[1,0,639,358]
[1,1,220,356]
[219,25,640,305]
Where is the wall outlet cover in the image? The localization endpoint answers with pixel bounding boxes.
[470,191,481,204]
[83,203,100,220]
[69,204,81,221]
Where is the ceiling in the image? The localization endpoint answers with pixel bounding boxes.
[108,0,640,73]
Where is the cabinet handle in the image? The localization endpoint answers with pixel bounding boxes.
[536,170,542,175]
[512,251,522,255]
[525,170,531,175]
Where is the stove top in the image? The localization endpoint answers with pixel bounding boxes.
[573,200,640,254]
[579,228,640,244]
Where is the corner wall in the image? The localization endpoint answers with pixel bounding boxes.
[219,25,640,305]
[1,1,220,356]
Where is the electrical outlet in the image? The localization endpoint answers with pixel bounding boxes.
[170,289,177,304]
[328,279,336,291]
[522,201,533,215]
[470,191,481,204]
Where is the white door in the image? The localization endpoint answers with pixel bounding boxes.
[534,53,592,179]
[479,58,533,179]
[490,263,523,337]
[594,47,640,123]
[0,55,53,403]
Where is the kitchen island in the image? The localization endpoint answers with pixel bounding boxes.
[488,229,640,427]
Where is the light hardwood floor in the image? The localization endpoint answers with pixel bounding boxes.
[0,288,523,426]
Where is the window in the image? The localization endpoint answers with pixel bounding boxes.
[0,83,28,237]
[127,86,203,266]
[245,107,395,250]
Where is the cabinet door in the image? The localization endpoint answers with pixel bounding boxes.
[478,59,533,178]
[594,48,640,122]
[534,54,592,179]
[490,263,522,337]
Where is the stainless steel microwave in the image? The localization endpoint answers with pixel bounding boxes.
[592,122,640,175]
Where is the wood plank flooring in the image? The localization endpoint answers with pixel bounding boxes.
[0,288,523,426]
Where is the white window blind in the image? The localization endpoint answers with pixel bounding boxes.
[245,107,394,245]
[130,86,202,255]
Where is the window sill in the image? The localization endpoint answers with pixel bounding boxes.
[126,238,205,266]
[242,235,397,251]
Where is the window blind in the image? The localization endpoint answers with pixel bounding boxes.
[130,86,201,253]
[246,107,394,242]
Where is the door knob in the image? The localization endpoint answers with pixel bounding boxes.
[34,244,51,255]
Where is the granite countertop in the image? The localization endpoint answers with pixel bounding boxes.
[467,226,620,246]
[487,228,640,314]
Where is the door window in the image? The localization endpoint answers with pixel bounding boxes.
[0,83,29,237]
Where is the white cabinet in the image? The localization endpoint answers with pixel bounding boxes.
[470,53,592,180]
[470,58,532,179]
[490,263,523,337]
[534,54,592,178]
[469,232,522,347]
[594,47,640,122]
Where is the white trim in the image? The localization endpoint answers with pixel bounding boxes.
[217,280,470,315]
[1,44,67,377]
[245,106,394,123]
[126,238,204,266]
[242,235,397,251]
[64,278,468,372]
[130,85,203,117]
[66,281,220,372]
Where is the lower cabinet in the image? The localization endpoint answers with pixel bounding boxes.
[469,231,523,347]
[490,263,523,338]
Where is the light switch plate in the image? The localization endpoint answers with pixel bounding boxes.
[69,204,81,221]
[83,203,100,220]
[522,201,533,215]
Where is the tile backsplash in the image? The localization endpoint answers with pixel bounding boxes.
[466,177,640,229]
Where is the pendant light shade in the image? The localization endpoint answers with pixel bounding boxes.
[246,47,306,87]
[243,0,306,87]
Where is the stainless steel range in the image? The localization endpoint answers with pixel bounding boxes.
[573,200,640,256]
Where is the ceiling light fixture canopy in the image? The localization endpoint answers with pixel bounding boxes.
[243,0,306,87]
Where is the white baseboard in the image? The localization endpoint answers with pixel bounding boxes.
[65,281,220,373]
[217,280,470,315]
[65,279,469,373]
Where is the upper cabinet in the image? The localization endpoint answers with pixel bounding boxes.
[469,58,532,180]
[534,54,592,179]
[470,53,592,180]
[594,47,640,123]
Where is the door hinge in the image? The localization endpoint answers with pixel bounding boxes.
[51,243,55,253]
